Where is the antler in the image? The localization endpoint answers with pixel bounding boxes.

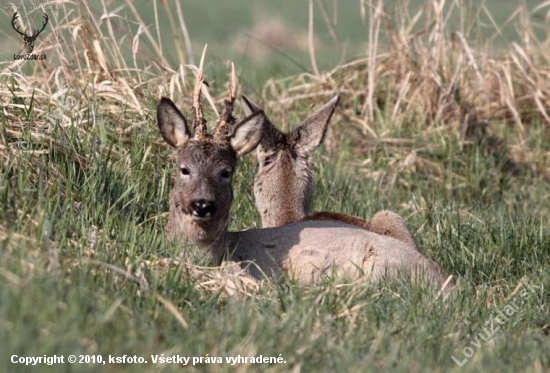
[11,11,27,37]
[213,62,238,143]
[32,13,48,38]
[192,45,208,140]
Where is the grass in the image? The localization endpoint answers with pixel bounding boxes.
[1,0,550,372]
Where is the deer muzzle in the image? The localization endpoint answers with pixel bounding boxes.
[188,199,217,222]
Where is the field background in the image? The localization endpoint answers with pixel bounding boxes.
[1,0,549,372]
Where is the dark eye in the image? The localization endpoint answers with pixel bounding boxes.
[181,167,190,176]
[220,169,232,179]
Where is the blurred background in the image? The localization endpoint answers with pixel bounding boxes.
[1,0,546,82]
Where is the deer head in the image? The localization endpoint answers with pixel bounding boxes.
[11,11,49,54]
[158,62,265,256]
[241,95,339,227]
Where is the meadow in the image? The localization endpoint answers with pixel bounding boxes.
[1,1,549,372]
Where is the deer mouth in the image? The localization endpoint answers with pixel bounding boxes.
[191,211,212,222]
[185,199,217,222]
[191,208,217,223]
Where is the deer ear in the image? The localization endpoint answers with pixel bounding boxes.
[241,95,278,148]
[255,117,282,167]
[293,95,339,157]
[240,95,263,117]
[230,111,266,157]
[157,97,191,148]
[240,95,281,163]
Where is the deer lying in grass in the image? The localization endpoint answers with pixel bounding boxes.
[158,65,447,285]
[241,96,417,248]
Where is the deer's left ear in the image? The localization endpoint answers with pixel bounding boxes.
[230,111,266,157]
[293,95,339,158]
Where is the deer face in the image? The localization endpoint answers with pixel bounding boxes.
[157,97,265,238]
[241,95,340,227]
[173,140,236,225]
[22,35,37,54]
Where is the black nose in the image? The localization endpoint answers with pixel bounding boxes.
[190,200,217,218]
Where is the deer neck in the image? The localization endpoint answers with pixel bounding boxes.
[255,151,312,227]
[165,191,229,263]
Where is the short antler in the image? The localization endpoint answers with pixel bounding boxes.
[213,63,237,143]
[192,46,208,140]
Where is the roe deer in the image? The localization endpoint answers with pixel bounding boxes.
[158,65,447,285]
[240,96,417,248]
[241,95,339,228]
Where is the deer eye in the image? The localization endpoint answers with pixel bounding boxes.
[180,167,190,176]
[220,169,232,179]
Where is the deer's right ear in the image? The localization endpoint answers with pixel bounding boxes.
[230,111,266,157]
[241,95,280,154]
[157,97,191,148]
[240,95,263,117]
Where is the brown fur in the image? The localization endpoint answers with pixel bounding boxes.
[242,95,338,228]
[303,211,370,228]
[303,211,417,248]
[164,140,236,255]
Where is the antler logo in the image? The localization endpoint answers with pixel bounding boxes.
[11,11,49,54]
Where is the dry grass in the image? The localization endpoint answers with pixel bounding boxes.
[261,1,550,127]
[253,1,550,181]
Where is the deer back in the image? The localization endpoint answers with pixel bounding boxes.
[227,219,447,285]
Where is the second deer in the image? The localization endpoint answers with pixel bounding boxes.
[241,96,418,248]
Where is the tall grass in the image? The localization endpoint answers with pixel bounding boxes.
[1,1,549,372]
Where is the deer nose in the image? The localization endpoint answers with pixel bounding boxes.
[189,200,217,220]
